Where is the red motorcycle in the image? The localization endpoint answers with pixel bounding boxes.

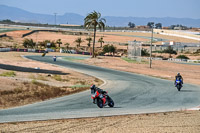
[91,90,114,108]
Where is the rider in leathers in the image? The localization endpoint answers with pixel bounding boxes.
[91,85,106,103]
[174,73,183,86]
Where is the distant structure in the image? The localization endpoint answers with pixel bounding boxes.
[135,25,149,30]
[60,24,81,27]
[128,41,142,60]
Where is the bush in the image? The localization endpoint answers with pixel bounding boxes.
[53,75,62,81]
[193,49,200,55]
[103,45,109,53]
[103,44,116,54]
[0,71,16,77]
[141,48,150,56]
[23,39,36,48]
[163,46,177,55]
[176,55,190,59]
[152,50,163,53]
[38,40,56,49]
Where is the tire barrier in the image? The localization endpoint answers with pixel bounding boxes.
[0,34,7,38]
[22,30,59,37]
[0,48,11,52]
[0,48,46,53]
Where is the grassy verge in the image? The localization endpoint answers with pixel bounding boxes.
[0,81,90,109]
[0,71,16,77]
[29,74,48,81]
[62,56,88,62]
[121,57,148,64]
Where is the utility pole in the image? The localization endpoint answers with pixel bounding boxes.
[54,13,57,26]
[149,22,154,68]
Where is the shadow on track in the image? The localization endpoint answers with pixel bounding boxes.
[104,106,122,108]
[0,63,68,75]
[180,90,199,92]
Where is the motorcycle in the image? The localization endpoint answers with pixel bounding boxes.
[91,90,114,108]
[175,79,182,91]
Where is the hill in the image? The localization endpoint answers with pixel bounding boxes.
[0,5,200,27]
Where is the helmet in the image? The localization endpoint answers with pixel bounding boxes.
[90,84,96,89]
[177,73,180,76]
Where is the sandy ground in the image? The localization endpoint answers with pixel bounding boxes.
[105,32,200,44]
[0,52,200,132]
[0,111,200,133]
[79,56,200,86]
[1,29,199,49]
[0,29,200,132]
[0,52,103,109]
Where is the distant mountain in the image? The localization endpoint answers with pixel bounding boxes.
[0,5,84,25]
[0,5,200,27]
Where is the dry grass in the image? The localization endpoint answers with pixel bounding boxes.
[0,52,103,109]
[0,80,91,109]
[0,71,16,77]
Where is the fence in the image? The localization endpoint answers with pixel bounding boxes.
[128,41,142,60]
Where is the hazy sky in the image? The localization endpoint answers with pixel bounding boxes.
[1,0,200,19]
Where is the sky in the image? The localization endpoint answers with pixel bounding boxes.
[0,0,200,19]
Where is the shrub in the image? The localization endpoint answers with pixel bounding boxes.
[109,45,116,54]
[176,55,190,59]
[23,39,36,48]
[0,71,16,77]
[38,40,56,49]
[152,50,163,53]
[163,46,177,55]
[103,44,116,54]
[141,48,150,56]
[103,44,109,53]
[53,75,62,81]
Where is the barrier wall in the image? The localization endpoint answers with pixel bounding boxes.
[0,48,11,52]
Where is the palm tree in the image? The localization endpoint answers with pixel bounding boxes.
[98,37,104,47]
[74,37,84,47]
[86,37,92,47]
[23,39,36,48]
[84,11,106,58]
[56,39,62,48]
[64,42,70,52]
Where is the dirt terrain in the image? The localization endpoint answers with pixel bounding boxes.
[79,56,200,86]
[0,52,200,132]
[0,29,200,132]
[1,28,199,49]
[0,52,103,109]
[1,111,200,133]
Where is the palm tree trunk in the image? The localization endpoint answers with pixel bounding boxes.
[92,27,96,58]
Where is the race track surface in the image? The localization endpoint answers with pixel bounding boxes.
[0,55,200,123]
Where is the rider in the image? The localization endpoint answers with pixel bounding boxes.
[174,73,183,86]
[90,84,106,103]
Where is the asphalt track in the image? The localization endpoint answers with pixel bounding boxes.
[0,55,200,123]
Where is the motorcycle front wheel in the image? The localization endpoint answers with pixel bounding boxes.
[107,96,114,107]
[177,84,181,91]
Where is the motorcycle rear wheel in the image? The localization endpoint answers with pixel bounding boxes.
[97,99,103,108]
